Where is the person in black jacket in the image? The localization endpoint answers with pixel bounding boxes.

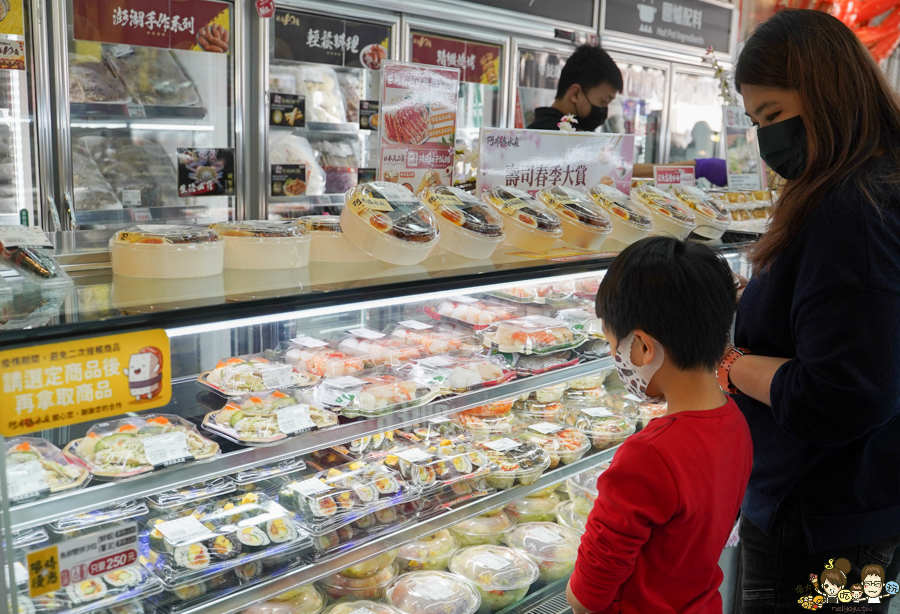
[719,9,900,613]
[527,45,622,132]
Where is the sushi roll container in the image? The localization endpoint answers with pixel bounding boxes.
[309,504,418,560]
[380,446,495,492]
[231,458,307,489]
[48,501,150,536]
[19,564,164,614]
[145,478,236,512]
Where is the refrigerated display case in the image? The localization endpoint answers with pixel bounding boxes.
[604,53,669,166]
[666,65,724,163]
[512,40,573,129]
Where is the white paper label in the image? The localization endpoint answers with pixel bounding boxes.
[291,336,328,348]
[110,44,134,57]
[260,364,294,388]
[415,580,455,600]
[121,189,142,207]
[529,422,563,435]
[418,356,456,367]
[7,461,50,501]
[399,320,433,330]
[529,525,564,544]
[156,516,214,545]
[428,416,450,424]
[580,407,615,418]
[276,404,316,434]
[13,561,26,585]
[0,226,52,248]
[623,394,643,403]
[451,295,478,304]
[27,521,139,587]
[125,102,146,118]
[142,432,191,467]
[132,208,152,222]
[321,387,356,407]
[348,327,385,339]
[291,477,334,496]
[473,551,512,570]
[397,448,433,463]
[327,376,365,389]
[484,438,521,452]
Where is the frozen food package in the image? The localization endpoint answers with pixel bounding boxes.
[88,137,180,208]
[72,140,123,210]
[5,437,90,503]
[298,65,346,124]
[269,63,301,95]
[311,140,358,194]
[269,132,327,196]
[336,71,361,123]
[68,52,129,103]
[0,225,73,292]
[103,45,201,107]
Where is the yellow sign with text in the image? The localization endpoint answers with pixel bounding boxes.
[27,546,61,598]
[0,329,171,436]
[0,0,25,37]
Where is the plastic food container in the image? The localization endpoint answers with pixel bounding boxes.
[604,391,642,419]
[482,186,563,253]
[6,437,90,503]
[670,186,731,240]
[455,412,516,442]
[233,458,308,486]
[513,400,563,423]
[203,394,338,446]
[12,527,49,549]
[505,492,562,523]
[630,184,697,240]
[461,399,515,417]
[140,492,308,588]
[504,522,581,582]
[310,506,416,558]
[520,383,568,404]
[570,277,602,299]
[283,336,368,378]
[337,330,426,367]
[110,225,224,278]
[385,570,481,614]
[342,372,440,419]
[448,545,539,612]
[511,423,591,468]
[555,500,588,534]
[342,182,440,265]
[389,323,475,355]
[48,500,148,536]
[245,583,327,614]
[555,308,604,339]
[302,215,372,262]
[516,351,580,377]
[564,387,607,405]
[322,600,403,614]
[477,441,550,489]
[397,530,460,572]
[346,431,405,459]
[426,297,519,330]
[209,221,311,270]
[381,445,495,490]
[200,354,319,396]
[536,185,613,250]
[585,184,653,251]
[639,401,668,425]
[450,510,516,547]
[566,463,609,515]
[321,561,399,601]
[64,414,219,480]
[567,373,607,390]
[146,478,235,512]
[341,549,400,578]
[406,355,515,394]
[484,316,584,355]
[0,230,73,294]
[394,419,474,451]
[420,185,505,259]
[558,405,635,450]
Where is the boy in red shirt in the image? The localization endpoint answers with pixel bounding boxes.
[567,237,752,614]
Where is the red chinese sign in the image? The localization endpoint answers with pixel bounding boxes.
[411,32,501,86]
[73,0,231,53]
[255,0,275,18]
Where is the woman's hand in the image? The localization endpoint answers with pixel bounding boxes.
[734,273,749,304]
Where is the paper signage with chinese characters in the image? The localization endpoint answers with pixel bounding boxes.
[378,61,460,193]
[478,129,635,196]
[0,329,171,436]
[274,8,390,70]
[723,105,763,190]
[27,523,138,597]
[0,0,25,70]
[177,148,235,197]
[653,165,695,190]
[411,32,501,86]
[73,0,231,54]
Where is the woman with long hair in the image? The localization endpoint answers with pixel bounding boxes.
[723,8,900,612]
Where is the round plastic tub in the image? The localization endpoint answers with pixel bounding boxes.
[340,548,399,578]
[504,522,581,582]
[585,184,653,251]
[536,185,612,250]
[566,463,609,515]
[341,182,440,265]
[505,492,561,523]
[559,405,636,450]
[450,510,517,547]
[513,400,563,422]
[385,570,480,614]
[397,530,460,572]
[448,545,539,611]
[320,562,398,601]
[244,584,327,614]
[630,184,697,240]
[640,401,668,425]
[671,185,732,240]
[566,373,607,390]
[481,186,563,253]
[110,225,224,278]
[302,215,372,263]
[210,221,311,269]
[519,384,567,404]
[420,185,505,259]
[554,500,588,534]
[323,601,404,614]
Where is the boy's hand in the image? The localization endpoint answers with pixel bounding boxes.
[567,579,593,614]
[733,273,749,304]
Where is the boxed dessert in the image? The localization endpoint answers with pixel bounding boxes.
[536,185,613,250]
[481,186,563,253]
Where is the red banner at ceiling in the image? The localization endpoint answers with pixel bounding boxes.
[411,32,501,86]
[73,0,230,53]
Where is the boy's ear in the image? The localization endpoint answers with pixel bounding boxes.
[631,329,657,368]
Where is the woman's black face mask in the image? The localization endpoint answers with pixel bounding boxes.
[757,115,807,180]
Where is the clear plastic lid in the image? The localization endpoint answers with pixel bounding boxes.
[536,186,613,233]
[146,478,236,511]
[513,399,563,422]
[388,323,475,355]
[481,186,563,237]
[310,507,415,557]
[515,351,580,376]
[455,412,516,438]
[201,354,319,396]
[504,492,561,523]
[461,399,515,417]
[511,424,591,466]
[504,522,581,562]
[248,584,327,614]
[395,419,474,450]
[302,215,343,234]
[556,309,604,339]
[420,185,505,238]
[232,458,307,484]
[381,445,495,489]
[486,285,542,304]
[567,373,608,390]
[6,437,90,503]
[12,527,49,549]
[555,500,588,534]
[112,225,222,245]
[205,394,337,446]
[450,509,516,539]
[320,562,399,601]
[345,182,439,244]
[566,463,610,514]
[519,384,567,404]
[426,297,519,330]
[571,277,602,299]
[397,530,460,571]
[346,431,405,459]
[65,414,219,479]
[323,599,403,614]
[0,227,71,287]
[322,372,440,419]
[283,337,369,378]
[18,564,163,614]
[448,545,539,591]
[604,391,642,417]
[485,316,584,355]
[670,186,731,226]
[405,355,515,394]
[558,406,635,449]
[210,220,308,238]
[640,401,669,423]
[630,185,696,227]
[476,441,550,478]
[385,570,481,614]
[337,330,426,367]
[586,184,653,229]
[339,549,399,578]
[48,500,148,533]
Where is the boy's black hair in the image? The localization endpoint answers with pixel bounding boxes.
[596,237,736,370]
[556,45,624,99]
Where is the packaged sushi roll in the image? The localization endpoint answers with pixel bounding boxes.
[558,405,635,450]
[209,220,312,270]
[475,440,551,489]
[585,184,653,251]
[483,315,584,355]
[0,226,73,292]
[670,185,732,240]
[6,437,90,502]
[379,444,493,491]
[23,564,163,614]
[536,185,613,250]
[146,477,237,512]
[203,393,338,446]
[49,500,149,535]
[404,354,515,394]
[630,184,697,240]
[346,431,405,459]
[419,185,505,259]
[481,186,563,253]
[511,423,590,468]
[394,418,474,451]
[199,354,319,396]
[12,527,49,549]
[330,371,440,419]
[424,296,519,330]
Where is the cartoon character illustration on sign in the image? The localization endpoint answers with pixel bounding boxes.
[860,563,898,603]
[850,583,865,602]
[122,347,164,401]
[810,558,852,604]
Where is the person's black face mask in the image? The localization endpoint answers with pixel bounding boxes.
[757,115,807,180]
[577,105,608,132]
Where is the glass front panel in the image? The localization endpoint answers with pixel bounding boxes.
[67,1,237,229]
[515,47,570,129]
[667,71,723,162]
[603,61,666,165]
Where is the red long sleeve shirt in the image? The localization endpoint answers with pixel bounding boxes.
[569,398,752,614]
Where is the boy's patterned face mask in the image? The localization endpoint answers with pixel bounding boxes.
[614,331,666,403]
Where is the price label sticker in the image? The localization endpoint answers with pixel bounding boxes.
[415,580,455,600]
[580,407,615,418]
[276,404,316,434]
[451,295,478,304]
[7,460,50,502]
[397,448,433,463]
[484,438,521,452]
[126,102,146,118]
[399,320,433,330]
[418,356,455,367]
[428,415,451,424]
[529,525,564,543]
[260,364,295,389]
[328,376,365,390]
[473,551,512,570]
[0,226,52,248]
[291,477,334,496]
[290,336,328,348]
[156,516,214,545]
[348,327,385,340]
[623,394,643,403]
[121,189,142,207]
[131,209,152,222]
[529,422,563,435]
[346,196,393,215]
[142,432,191,468]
